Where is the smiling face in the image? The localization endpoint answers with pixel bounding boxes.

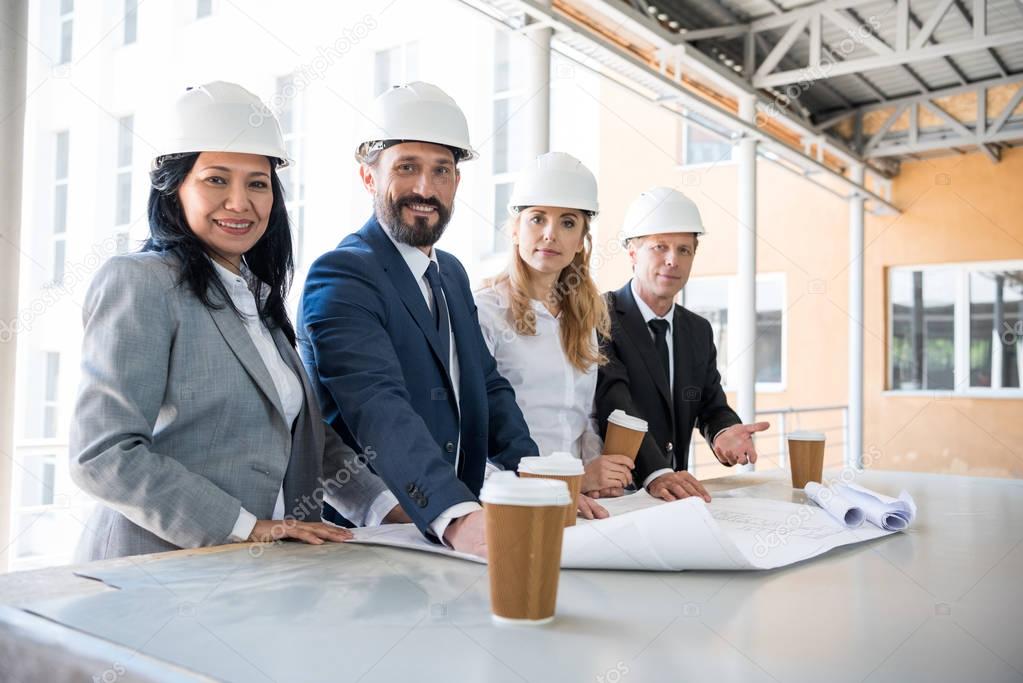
[176,151,273,268]
[360,141,460,249]
[628,232,698,304]
[513,205,587,278]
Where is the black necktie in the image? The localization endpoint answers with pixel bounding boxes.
[424,262,451,371]
[648,319,670,385]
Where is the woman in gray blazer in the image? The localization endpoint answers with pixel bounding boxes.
[70,82,404,561]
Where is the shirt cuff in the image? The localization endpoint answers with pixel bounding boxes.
[229,507,258,543]
[363,489,401,527]
[642,468,675,490]
[711,427,729,445]
[429,502,483,547]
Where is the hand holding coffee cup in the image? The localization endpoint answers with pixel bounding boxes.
[480,472,570,625]
[602,410,648,462]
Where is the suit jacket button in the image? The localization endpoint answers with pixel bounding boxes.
[406,483,416,494]
[417,496,428,508]
[445,441,455,453]
[666,441,674,452]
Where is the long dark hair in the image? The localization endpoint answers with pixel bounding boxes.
[143,152,296,346]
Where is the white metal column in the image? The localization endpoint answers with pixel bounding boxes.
[523,1,551,156]
[736,93,757,471]
[0,0,29,573]
[848,162,866,469]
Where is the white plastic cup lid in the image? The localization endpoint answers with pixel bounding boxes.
[517,452,584,476]
[480,472,571,507]
[607,409,648,432]
[787,431,826,441]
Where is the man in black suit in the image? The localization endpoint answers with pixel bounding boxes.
[595,187,769,502]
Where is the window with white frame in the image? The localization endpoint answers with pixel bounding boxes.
[678,111,734,166]
[275,74,306,266]
[196,0,212,19]
[58,0,73,64]
[123,0,137,45]
[373,42,418,97]
[889,262,1022,393]
[681,274,786,388]
[52,130,69,285]
[489,29,528,254]
[115,115,133,227]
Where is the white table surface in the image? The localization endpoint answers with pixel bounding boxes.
[1,469,1021,683]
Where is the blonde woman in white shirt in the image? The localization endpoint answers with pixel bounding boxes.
[475,153,634,508]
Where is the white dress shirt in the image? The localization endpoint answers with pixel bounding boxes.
[363,229,478,544]
[475,284,603,464]
[630,279,728,488]
[212,260,304,543]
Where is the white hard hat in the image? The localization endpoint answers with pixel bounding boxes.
[357,81,477,162]
[508,152,599,216]
[152,81,291,168]
[621,186,705,243]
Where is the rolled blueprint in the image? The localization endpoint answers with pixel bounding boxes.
[804,482,865,528]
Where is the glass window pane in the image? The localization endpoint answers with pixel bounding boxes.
[755,279,783,383]
[117,115,133,166]
[52,240,66,284]
[685,123,732,165]
[275,76,294,134]
[196,0,212,18]
[55,131,69,179]
[890,269,956,390]
[374,47,398,96]
[115,171,131,225]
[970,270,1023,389]
[493,31,524,93]
[491,182,512,253]
[20,456,56,507]
[43,406,58,438]
[59,19,73,64]
[45,352,60,401]
[124,0,137,44]
[53,184,67,234]
[492,97,525,175]
[60,0,74,14]
[404,42,418,83]
[683,279,730,386]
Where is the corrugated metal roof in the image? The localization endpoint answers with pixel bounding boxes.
[640,0,1023,156]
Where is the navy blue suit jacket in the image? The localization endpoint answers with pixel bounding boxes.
[298,216,538,538]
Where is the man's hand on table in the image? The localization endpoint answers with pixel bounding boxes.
[443,509,488,558]
[647,471,711,503]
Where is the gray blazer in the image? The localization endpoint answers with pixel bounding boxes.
[70,252,390,561]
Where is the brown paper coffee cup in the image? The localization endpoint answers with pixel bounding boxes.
[787,432,826,489]
[603,410,648,462]
[480,473,570,625]
[518,453,583,527]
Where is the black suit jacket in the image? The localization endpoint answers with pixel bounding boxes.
[595,280,741,484]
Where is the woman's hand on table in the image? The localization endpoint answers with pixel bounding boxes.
[247,519,353,545]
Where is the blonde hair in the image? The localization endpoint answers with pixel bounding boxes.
[482,212,610,373]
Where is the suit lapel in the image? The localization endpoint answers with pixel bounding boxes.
[207,302,286,421]
[272,328,318,511]
[361,219,454,375]
[616,282,672,409]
